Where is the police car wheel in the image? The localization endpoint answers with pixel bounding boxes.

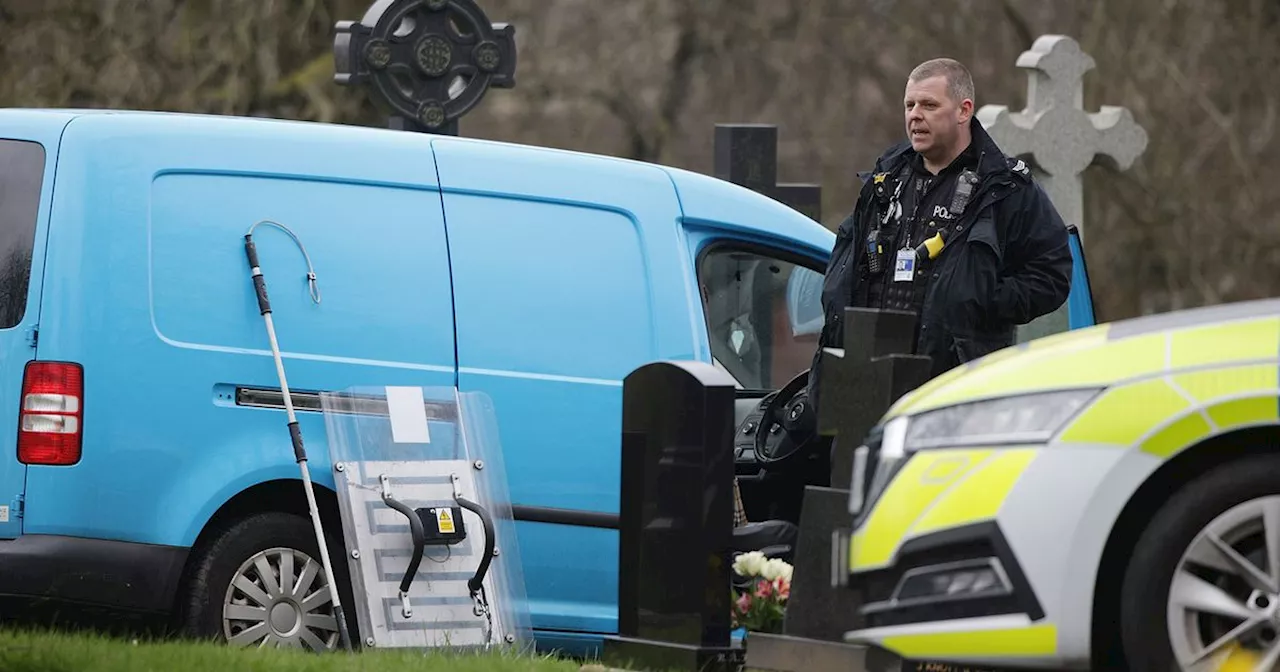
[176,511,357,651]
[1120,454,1280,671]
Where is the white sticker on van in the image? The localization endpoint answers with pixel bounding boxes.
[386,386,431,444]
[0,505,8,523]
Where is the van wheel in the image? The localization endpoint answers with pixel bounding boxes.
[1120,454,1280,671]
[177,511,355,652]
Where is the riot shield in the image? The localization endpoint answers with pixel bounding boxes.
[321,385,530,652]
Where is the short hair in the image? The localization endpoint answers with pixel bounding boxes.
[908,58,975,104]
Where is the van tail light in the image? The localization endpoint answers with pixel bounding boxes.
[18,361,83,466]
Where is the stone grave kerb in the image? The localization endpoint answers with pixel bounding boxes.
[976,34,1148,241]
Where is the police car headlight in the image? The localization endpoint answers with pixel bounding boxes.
[902,388,1101,451]
[854,415,910,516]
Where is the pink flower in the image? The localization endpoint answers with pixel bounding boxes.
[730,563,793,634]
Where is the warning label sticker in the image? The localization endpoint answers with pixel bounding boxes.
[0,505,7,523]
[436,508,455,534]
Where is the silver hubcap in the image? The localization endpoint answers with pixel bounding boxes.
[1169,496,1280,670]
[222,547,339,651]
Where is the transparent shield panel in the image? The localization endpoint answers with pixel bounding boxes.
[321,385,531,653]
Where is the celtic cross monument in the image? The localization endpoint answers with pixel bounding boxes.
[976,35,1148,240]
[333,0,517,136]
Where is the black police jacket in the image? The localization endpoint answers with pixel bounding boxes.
[809,118,1073,406]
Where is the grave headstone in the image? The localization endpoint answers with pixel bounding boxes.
[602,361,742,672]
[779,309,932,638]
[744,308,931,671]
[976,34,1148,241]
[816,309,934,493]
[333,0,517,136]
[715,124,823,223]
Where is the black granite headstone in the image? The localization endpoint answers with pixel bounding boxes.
[778,308,932,645]
[602,360,742,672]
[333,0,517,136]
[714,124,822,223]
[820,308,932,492]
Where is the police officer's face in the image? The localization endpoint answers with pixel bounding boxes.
[904,75,967,156]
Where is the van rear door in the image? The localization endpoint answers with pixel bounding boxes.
[0,111,70,539]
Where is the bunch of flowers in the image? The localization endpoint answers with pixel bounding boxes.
[730,551,793,633]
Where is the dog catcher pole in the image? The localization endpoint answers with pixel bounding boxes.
[243,220,352,652]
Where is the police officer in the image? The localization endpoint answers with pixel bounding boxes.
[808,57,1072,413]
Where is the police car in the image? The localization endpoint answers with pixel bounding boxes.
[842,298,1280,671]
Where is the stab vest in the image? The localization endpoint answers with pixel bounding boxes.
[863,158,981,315]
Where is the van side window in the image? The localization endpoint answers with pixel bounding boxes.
[698,245,825,391]
[0,140,43,329]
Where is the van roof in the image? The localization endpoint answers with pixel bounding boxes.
[0,107,836,257]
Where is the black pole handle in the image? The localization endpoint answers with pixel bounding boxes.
[243,234,272,316]
[244,234,261,268]
[383,494,426,595]
[455,496,495,594]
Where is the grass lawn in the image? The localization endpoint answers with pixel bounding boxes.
[0,627,588,672]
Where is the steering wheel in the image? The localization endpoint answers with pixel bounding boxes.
[753,368,817,468]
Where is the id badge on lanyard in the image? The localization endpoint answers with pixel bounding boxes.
[893,173,922,283]
[894,248,915,282]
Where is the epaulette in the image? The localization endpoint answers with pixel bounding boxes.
[1006,157,1032,180]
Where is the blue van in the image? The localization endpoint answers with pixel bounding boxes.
[0,108,1095,655]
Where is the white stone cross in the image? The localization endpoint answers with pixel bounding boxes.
[976,35,1148,240]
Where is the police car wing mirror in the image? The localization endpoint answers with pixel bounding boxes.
[786,268,825,337]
